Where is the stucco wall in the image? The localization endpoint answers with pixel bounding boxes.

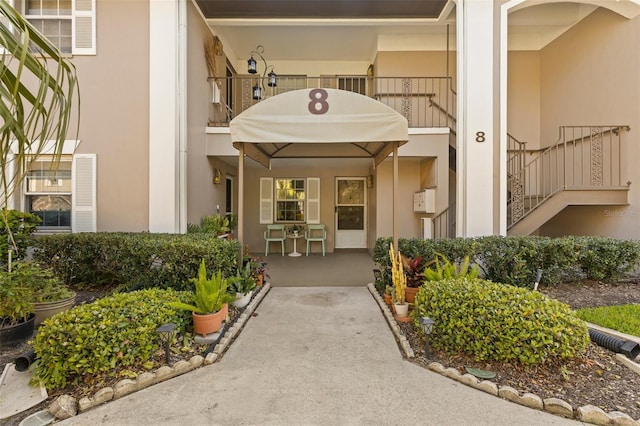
[507,51,541,148]
[186,2,234,226]
[72,0,150,231]
[538,8,640,238]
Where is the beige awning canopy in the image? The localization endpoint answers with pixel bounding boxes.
[230,88,408,168]
[231,88,407,254]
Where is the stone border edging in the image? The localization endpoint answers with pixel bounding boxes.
[366,283,640,426]
[49,283,272,420]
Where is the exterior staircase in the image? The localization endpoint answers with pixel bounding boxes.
[507,125,631,235]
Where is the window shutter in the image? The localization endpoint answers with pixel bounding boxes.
[259,177,273,224]
[72,153,96,232]
[72,0,96,55]
[306,177,320,224]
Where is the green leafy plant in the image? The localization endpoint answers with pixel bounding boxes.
[170,260,235,314]
[412,277,589,365]
[423,253,480,282]
[0,210,41,266]
[33,288,192,390]
[188,214,230,235]
[0,269,34,327]
[7,262,73,303]
[228,263,257,295]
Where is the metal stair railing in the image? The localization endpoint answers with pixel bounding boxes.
[433,203,456,240]
[507,125,630,229]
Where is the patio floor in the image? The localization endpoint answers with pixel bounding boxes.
[263,250,376,287]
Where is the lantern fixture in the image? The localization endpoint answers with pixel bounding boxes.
[419,317,436,357]
[156,323,176,365]
[247,45,276,101]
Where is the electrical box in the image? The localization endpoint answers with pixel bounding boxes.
[413,189,435,213]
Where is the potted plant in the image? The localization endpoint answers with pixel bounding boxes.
[389,246,409,321]
[170,259,235,337]
[0,267,36,346]
[229,263,257,308]
[248,257,269,286]
[287,224,303,237]
[12,262,77,326]
[187,214,230,237]
[401,254,428,305]
[390,245,409,320]
[384,285,393,306]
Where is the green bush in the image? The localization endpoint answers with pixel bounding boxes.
[573,236,640,281]
[373,236,640,288]
[412,278,589,365]
[33,288,192,390]
[31,233,241,290]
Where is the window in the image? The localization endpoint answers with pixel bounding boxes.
[275,178,305,222]
[25,155,72,229]
[260,177,320,225]
[14,0,96,55]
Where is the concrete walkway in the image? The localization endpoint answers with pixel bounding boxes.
[60,287,581,425]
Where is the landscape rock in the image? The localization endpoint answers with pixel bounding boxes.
[576,405,610,425]
[49,394,77,419]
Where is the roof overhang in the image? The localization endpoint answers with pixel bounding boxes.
[230,88,408,168]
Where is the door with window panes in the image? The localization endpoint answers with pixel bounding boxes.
[335,178,366,248]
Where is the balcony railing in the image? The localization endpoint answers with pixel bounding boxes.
[208,76,456,129]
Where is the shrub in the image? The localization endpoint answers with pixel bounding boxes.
[33,288,192,390]
[573,236,640,281]
[374,236,640,288]
[31,233,241,290]
[412,278,589,365]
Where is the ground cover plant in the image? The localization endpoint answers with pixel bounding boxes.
[575,304,640,337]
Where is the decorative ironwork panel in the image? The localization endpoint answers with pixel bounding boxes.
[591,127,603,186]
[401,78,412,125]
[511,176,525,222]
[241,78,253,112]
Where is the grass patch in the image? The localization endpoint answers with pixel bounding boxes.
[575,304,640,337]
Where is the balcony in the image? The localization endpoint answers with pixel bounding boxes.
[208,76,456,130]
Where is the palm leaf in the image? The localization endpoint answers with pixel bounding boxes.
[0,0,78,256]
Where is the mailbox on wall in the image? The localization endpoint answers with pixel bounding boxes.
[414,189,435,213]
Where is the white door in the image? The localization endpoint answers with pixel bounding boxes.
[335,178,366,248]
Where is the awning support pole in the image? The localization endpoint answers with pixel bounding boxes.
[393,141,398,251]
[238,143,245,264]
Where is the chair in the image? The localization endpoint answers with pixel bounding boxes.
[264,224,286,256]
[305,224,326,256]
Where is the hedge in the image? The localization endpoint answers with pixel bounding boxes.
[412,278,590,365]
[31,233,241,291]
[33,288,193,390]
[373,236,640,288]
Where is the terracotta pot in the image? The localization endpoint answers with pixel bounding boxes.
[257,273,264,287]
[192,303,228,337]
[383,293,392,305]
[405,287,419,304]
